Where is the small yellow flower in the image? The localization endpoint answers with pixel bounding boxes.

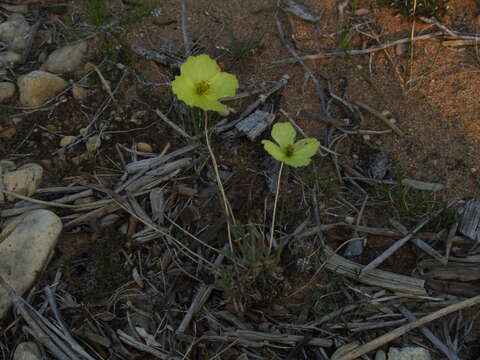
[262,122,320,167]
[172,54,239,112]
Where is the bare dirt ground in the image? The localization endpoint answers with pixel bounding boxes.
[2,0,480,358]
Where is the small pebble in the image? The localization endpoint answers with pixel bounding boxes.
[0,127,16,138]
[45,124,57,132]
[39,159,53,169]
[137,142,153,152]
[355,8,370,15]
[345,216,355,224]
[59,136,75,147]
[395,43,408,56]
[352,154,359,159]
[72,85,88,100]
[84,62,95,73]
[71,153,89,165]
[86,135,101,153]
[389,118,397,124]
[381,110,392,117]
[363,134,371,141]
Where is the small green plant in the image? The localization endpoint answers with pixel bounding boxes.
[83,0,109,27]
[214,223,285,311]
[374,180,457,231]
[377,0,451,18]
[224,26,264,71]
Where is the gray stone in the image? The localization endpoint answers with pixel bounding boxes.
[13,342,42,360]
[17,71,68,107]
[0,82,16,102]
[376,350,387,360]
[0,51,22,68]
[41,41,88,74]
[0,14,30,52]
[388,347,431,360]
[0,210,63,319]
[1,163,43,202]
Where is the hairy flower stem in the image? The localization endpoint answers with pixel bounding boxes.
[269,162,284,255]
[204,111,234,253]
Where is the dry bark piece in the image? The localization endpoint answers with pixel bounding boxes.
[459,198,480,241]
[281,0,322,22]
[321,246,426,295]
[234,109,275,141]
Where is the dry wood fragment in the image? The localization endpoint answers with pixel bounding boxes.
[397,305,461,360]
[401,179,444,191]
[234,109,276,140]
[124,144,197,174]
[281,0,322,22]
[321,246,426,295]
[223,330,332,347]
[272,32,443,65]
[389,219,447,265]
[0,189,94,217]
[176,247,227,334]
[442,39,480,46]
[337,295,480,360]
[213,74,290,133]
[459,198,480,241]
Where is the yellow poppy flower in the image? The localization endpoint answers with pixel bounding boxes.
[262,122,320,167]
[172,54,239,112]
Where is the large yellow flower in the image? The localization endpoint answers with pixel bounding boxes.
[262,122,320,168]
[172,54,239,112]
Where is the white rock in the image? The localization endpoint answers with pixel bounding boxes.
[0,82,16,102]
[388,347,431,360]
[1,163,43,202]
[0,14,30,52]
[41,41,88,74]
[376,350,387,360]
[0,51,22,68]
[0,210,63,319]
[13,342,42,360]
[17,71,68,108]
[137,142,153,152]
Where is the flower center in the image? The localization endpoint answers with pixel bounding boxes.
[284,144,295,157]
[195,81,210,96]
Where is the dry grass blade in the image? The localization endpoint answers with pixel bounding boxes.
[360,199,458,277]
[355,101,405,137]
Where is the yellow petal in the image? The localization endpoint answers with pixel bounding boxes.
[262,140,286,162]
[293,138,320,158]
[172,74,199,106]
[194,97,228,112]
[271,122,296,147]
[285,138,320,167]
[208,72,239,99]
[283,156,311,168]
[180,54,220,83]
